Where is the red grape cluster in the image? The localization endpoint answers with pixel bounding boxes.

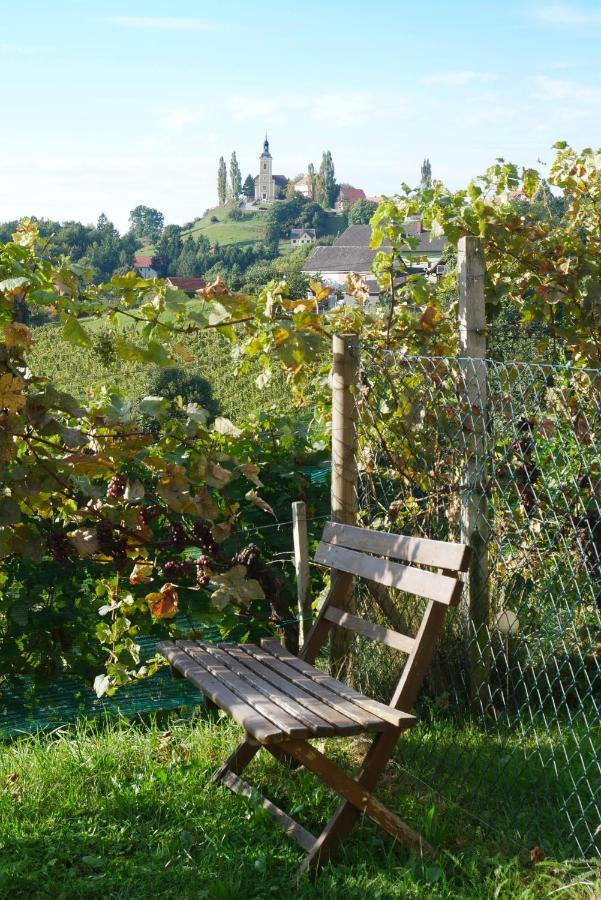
[191,522,218,556]
[106,473,127,499]
[196,555,213,587]
[96,521,127,565]
[161,559,195,582]
[46,528,75,564]
[168,522,187,550]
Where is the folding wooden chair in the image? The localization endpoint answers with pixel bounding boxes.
[158,521,471,876]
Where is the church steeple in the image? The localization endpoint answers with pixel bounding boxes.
[262,134,271,158]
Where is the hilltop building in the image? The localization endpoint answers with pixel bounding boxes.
[335,185,366,211]
[254,136,287,203]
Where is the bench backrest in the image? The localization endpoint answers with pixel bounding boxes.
[301,522,471,713]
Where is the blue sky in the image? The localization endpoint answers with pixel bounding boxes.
[1,1,600,231]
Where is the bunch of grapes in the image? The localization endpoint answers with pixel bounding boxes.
[138,505,162,525]
[107,473,126,499]
[96,520,127,565]
[196,555,213,587]
[161,559,195,582]
[191,522,218,556]
[46,528,75,564]
[168,521,187,550]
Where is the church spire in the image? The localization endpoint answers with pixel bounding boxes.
[263,134,270,155]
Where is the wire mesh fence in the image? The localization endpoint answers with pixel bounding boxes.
[349,350,600,859]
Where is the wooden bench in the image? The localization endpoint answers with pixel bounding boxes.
[158,521,471,876]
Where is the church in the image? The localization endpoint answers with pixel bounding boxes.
[254,136,287,202]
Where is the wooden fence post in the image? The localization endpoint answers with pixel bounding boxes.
[292,500,311,646]
[458,237,492,712]
[330,333,359,677]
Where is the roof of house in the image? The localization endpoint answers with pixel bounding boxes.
[302,244,380,274]
[334,223,445,253]
[165,276,207,292]
[302,222,445,276]
[290,227,316,238]
[337,185,367,203]
[134,255,156,268]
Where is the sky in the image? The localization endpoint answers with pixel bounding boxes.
[1,0,600,232]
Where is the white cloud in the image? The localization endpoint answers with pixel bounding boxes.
[422,71,496,87]
[104,16,224,32]
[158,108,200,131]
[532,4,601,25]
[533,74,601,102]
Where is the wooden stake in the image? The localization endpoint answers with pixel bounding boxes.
[292,500,311,645]
[458,236,491,712]
[330,334,359,677]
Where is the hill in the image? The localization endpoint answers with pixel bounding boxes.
[182,206,266,247]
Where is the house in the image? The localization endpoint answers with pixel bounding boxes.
[290,228,316,247]
[335,184,366,211]
[292,173,314,199]
[302,220,445,309]
[254,136,287,203]
[165,276,206,295]
[133,255,158,278]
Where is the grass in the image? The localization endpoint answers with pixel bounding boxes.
[182,206,267,247]
[0,715,598,899]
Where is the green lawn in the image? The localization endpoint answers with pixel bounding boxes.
[0,716,597,899]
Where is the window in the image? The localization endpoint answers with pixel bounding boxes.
[263,163,266,170]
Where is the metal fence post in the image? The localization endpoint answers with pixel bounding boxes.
[458,236,492,711]
[330,333,359,677]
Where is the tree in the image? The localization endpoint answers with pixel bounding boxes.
[156,224,183,276]
[421,158,432,189]
[349,199,378,225]
[229,152,242,201]
[217,157,227,206]
[128,206,164,242]
[242,174,255,201]
[307,163,316,201]
[317,151,337,208]
[97,213,114,232]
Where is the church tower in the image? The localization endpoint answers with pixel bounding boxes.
[255,135,275,202]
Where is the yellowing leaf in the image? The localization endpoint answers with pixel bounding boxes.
[69,528,100,557]
[172,342,194,363]
[214,417,243,438]
[210,565,265,611]
[129,562,153,585]
[2,323,32,347]
[0,374,25,413]
[245,489,275,517]
[211,521,231,543]
[147,583,179,619]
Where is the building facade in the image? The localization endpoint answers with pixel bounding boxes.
[254,137,286,202]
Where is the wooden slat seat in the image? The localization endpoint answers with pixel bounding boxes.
[158,639,416,743]
[158,521,471,878]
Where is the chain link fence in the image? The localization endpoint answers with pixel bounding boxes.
[348,350,600,858]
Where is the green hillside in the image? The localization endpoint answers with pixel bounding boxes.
[182,206,266,246]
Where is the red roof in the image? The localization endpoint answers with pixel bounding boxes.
[134,255,156,268]
[165,276,207,293]
[338,185,366,203]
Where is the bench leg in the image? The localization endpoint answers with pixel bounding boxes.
[210,736,260,785]
[289,731,434,877]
